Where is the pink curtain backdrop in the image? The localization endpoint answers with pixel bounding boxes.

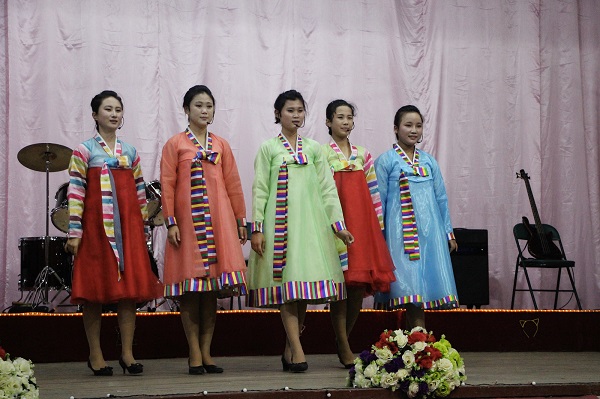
[0,0,598,310]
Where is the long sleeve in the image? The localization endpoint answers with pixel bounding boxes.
[251,142,271,232]
[67,144,90,238]
[218,137,246,224]
[363,149,384,230]
[429,156,455,240]
[131,151,149,222]
[312,141,345,231]
[160,137,179,227]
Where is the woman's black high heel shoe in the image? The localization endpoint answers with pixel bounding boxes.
[204,364,224,374]
[188,359,205,375]
[281,355,290,372]
[335,339,355,369]
[288,361,308,373]
[87,359,113,376]
[119,358,144,375]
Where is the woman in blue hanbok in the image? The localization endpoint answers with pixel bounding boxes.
[374,105,458,329]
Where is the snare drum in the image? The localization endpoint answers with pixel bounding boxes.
[145,180,164,226]
[51,182,69,233]
[18,236,73,290]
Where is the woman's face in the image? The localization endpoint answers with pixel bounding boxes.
[185,92,214,130]
[93,97,123,134]
[276,99,305,133]
[395,112,423,150]
[327,105,354,141]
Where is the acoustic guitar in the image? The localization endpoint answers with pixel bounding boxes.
[516,169,562,259]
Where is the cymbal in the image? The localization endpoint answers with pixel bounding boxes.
[17,143,72,172]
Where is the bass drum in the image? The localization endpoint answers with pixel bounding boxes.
[145,180,164,226]
[51,182,69,233]
[18,236,73,290]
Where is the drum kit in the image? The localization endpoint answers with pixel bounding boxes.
[14,142,165,312]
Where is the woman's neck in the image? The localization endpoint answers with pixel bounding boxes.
[189,125,208,143]
[98,129,117,150]
[333,136,351,158]
[398,142,415,160]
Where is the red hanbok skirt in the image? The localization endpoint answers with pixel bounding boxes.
[334,171,395,295]
[71,168,163,304]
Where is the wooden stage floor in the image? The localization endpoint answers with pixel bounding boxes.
[35,352,600,399]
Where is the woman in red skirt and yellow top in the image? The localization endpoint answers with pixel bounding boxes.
[322,99,395,368]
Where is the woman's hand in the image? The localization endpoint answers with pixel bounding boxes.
[65,238,81,256]
[251,232,266,256]
[449,239,458,253]
[167,225,181,248]
[335,229,355,246]
[238,226,248,245]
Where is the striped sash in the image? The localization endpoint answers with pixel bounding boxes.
[273,133,308,280]
[95,135,129,277]
[187,129,221,275]
[393,144,429,261]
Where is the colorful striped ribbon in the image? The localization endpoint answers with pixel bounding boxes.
[187,129,220,275]
[273,133,308,280]
[329,140,358,170]
[95,135,129,277]
[393,144,429,261]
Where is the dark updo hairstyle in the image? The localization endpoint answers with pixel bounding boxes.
[90,90,123,132]
[325,99,356,135]
[273,89,307,124]
[183,85,215,109]
[394,105,424,127]
[393,105,424,140]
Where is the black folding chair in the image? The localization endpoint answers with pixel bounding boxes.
[510,223,582,310]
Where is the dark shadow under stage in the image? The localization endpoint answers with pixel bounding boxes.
[2,309,599,399]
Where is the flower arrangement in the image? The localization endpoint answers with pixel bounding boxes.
[348,327,466,398]
[0,345,39,399]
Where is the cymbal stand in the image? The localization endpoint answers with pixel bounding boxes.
[25,147,71,310]
[142,221,178,312]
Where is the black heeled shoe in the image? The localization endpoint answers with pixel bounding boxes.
[118,358,144,375]
[188,360,205,375]
[335,339,355,369]
[281,355,290,372]
[204,364,224,374]
[87,359,113,376]
[288,361,308,373]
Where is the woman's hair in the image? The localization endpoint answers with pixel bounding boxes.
[90,90,123,131]
[325,99,356,135]
[393,104,424,127]
[273,90,307,124]
[183,85,216,109]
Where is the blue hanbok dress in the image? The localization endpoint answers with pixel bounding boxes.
[374,145,458,309]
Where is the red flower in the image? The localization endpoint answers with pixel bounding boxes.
[416,355,434,369]
[427,346,443,361]
[426,333,437,344]
[375,330,399,353]
[0,346,6,360]
[407,331,427,344]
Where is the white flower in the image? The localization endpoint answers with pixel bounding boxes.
[363,362,379,379]
[402,351,415,368]
[354,373,372,388]
[428,379,440,391]
[436,358,453,373]
[380,371,399,389]
[12,357,32,375]
[393,331,409,347]
[375,347,394,362]
[396,368,410,379]
[412,341,427,352]
[407,381,420,398]
[0,359,16,374]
